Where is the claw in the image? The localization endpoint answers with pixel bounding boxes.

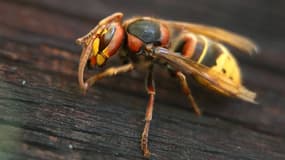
[143,150,151,158]
[81,83,89,95]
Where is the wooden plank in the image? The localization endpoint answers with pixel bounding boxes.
[0,0,285,159]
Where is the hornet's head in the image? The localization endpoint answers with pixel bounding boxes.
[76,12,125,90]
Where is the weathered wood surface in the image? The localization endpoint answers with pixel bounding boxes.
[0,0,285,159]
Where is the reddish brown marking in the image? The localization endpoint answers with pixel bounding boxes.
[127,33,144,53]
[104,23,125,57]
[159,23,170,47]
[88,56,97,68]
[147,85,155,94]
[182,34,197,58]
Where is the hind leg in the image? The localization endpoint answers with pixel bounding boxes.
[176,71,201,116]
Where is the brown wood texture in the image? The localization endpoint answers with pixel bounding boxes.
[0,0,285,159]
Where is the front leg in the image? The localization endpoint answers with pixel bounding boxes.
[141,66,155,158]
[82,63,134,93]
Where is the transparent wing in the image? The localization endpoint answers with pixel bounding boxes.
[164,20,258,54]
[153,47,257,103]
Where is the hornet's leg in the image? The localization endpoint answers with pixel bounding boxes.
[141,66,155,158]
[176,71,202,116]
[83,63,134,93]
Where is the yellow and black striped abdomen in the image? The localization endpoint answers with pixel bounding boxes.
[194,35,241,85]
[172,33,242,86]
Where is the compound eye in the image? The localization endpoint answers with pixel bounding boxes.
[99,25,116,51]
[89,22,124,68]
[90,25,116,67]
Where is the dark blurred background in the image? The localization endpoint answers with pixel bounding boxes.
[16,0,285,48]
[7,0,284,72]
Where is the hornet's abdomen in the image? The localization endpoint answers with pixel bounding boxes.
[172,33,241,85]
[125,19,169,53]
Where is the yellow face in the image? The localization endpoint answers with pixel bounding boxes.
[88,28,110,68]
[77,12,124,90]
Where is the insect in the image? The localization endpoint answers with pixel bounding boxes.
[76,12,257,158]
